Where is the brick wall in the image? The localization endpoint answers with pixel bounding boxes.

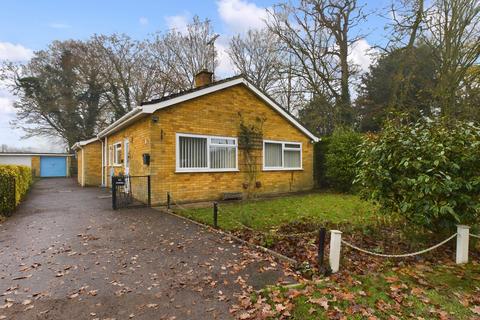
[76,150,83,185]
[102,83,314,205]
[83,141,102,186]
[103,117,152,200]
[76,141,102,186]
[149,84,314,204]
[31,156,40,177]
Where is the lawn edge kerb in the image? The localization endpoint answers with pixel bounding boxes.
[153,207,298,265]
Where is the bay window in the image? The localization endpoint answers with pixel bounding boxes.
[176,133,237,172]
[264,140,302,170]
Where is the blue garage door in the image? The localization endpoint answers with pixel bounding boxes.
[40,157,66,177]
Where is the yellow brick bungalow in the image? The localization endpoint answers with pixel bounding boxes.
[72,72,319,205]
[72,137,102,187]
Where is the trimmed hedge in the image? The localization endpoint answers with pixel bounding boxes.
[313,128,364,192]
[313,137,330,188]
[325,128,364,192]
[0,165,32,215]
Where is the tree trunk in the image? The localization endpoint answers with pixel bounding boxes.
[338,39,352,125]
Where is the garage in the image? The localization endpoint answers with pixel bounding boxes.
[40,156,67,177]
[0,155,32,166]
[0,152,73,177]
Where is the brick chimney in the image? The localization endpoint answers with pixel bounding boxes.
[194,69,214,87]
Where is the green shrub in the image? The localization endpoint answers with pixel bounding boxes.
[313,137,329,188]
[324,127,364,192]
[0,165,32,215]
[356,117,480,231]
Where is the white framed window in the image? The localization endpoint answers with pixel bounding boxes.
[176,133,238,172]
[113,142,122,165]
[263,140,302,170]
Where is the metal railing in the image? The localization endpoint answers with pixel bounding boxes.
[112,175,151,210]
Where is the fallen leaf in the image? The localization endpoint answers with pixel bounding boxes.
[471,306,480,315]
[238,313,251,319]
[309,297,329,310]
[68,293,79,299]
[0,303,13,309]
[12,275,32,280]
[275,304,286,312]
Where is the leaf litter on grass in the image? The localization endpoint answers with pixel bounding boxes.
[229,260,480,320]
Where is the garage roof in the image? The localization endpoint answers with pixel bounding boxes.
[71,137,99,151]
[0,152,72,156]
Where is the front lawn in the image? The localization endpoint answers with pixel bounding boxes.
[239,262,480,319]
[175,192,379,232]
[174,192,480,319]
[174,192,478,271]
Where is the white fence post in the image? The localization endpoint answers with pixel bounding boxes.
[329,230,342,273]
[456,225,470,264]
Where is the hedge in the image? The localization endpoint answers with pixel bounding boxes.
[313,138,329,188]
[324,128,364,192]
[356,117,480,230]
[314,128,364,192]
[0,165,32,215]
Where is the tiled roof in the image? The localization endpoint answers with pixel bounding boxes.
[141,75,244,106]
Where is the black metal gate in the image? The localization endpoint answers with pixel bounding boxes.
[112,175,151,210]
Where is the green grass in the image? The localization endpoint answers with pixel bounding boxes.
[176,192,379,232]
[261,262,480,319]
[174,192,480,319]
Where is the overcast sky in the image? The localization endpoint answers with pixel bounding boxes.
[0,0,390,152]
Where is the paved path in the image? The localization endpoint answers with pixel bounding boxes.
[0,179,292,320]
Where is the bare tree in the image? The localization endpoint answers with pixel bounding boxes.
[273,54,309,113]
[150,16,217,90]
[387,0,425,50]
[228,28,306,112]
[228,29,282,92]
[91,34,164,119]
[386,0,426,109]
[266,0,367,125]
[423,0,480,116]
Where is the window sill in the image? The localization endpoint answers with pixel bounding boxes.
[262,168,304,171]
[175,169,240,173]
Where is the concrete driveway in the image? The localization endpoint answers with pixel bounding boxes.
[0,178,292,320]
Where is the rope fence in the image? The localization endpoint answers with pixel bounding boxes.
[341,233,457,258]
[165,193,479,274]
[329,225,475,273]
